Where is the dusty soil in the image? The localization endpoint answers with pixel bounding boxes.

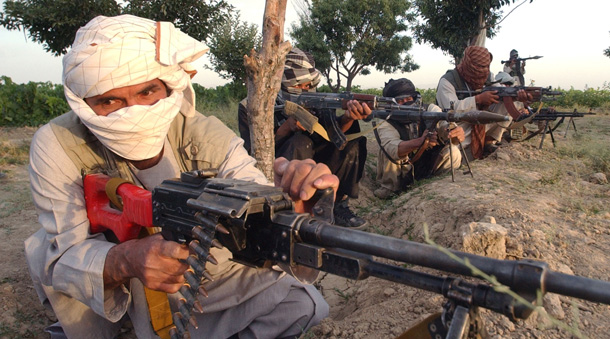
[1,114,609,338]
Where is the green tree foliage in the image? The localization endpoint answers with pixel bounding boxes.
[0,76,69,126]
[289,0,419,92]
[0,0,231,56]
[205,12,262,85]
[413,0,533,63]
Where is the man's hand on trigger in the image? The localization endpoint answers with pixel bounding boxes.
[475,90,499,108]
[273,157,339,213]
[516,89,533,104]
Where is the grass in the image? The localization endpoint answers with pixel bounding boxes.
[369,225,391,236]
[0,142,29,166]
[333,287,353,302]
[201,100,240,133]
[538,168,563,185]
[0,182,32,219]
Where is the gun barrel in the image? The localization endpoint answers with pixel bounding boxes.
[295,217,610,305]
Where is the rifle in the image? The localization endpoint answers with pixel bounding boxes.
[368,108,510,181]
[517,108,596,148]
[455,86,563,120]
[277,92,429,150]
[85,171,610,339]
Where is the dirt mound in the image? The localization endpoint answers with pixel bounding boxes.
[310,126,610,338]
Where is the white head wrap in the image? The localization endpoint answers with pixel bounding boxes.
[62,15,209,160]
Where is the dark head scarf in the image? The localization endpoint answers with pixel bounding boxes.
[382,78,420,101]
[281,48,321,94]
[510,49,519,59]
[457,46,492,90]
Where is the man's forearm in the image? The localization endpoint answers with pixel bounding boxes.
[339,114,354,132]
[397,138,425,158]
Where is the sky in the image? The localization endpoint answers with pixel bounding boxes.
[1,0,609,91]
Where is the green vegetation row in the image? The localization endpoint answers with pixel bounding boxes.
[2,75,610,127]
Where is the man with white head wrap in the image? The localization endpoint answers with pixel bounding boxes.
[238,48,370,229]
[25,15,332,339]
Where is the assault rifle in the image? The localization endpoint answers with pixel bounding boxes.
[455,86,563,120]
[277,91,412,150]
[85,171,610,339]
[516,108,596,148]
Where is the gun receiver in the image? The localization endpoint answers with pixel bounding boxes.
[85,171,610,339]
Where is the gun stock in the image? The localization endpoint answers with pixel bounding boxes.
[85,172,610,338]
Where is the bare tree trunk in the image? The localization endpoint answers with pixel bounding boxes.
[470,10,487,47]
[457,10,487,65]
[243,0,292,180]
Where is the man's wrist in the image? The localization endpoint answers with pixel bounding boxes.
[104,243,132,289]
[341,113,354,124]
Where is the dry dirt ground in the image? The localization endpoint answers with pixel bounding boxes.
[1,114,609,339]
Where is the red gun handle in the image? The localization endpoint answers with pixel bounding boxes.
[84,173,153,243]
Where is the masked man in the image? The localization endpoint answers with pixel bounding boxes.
[503,49,526,86]
[238,48,370,229]
[374,78,465,199]
[436,46,529,159]
[25,15,333,339]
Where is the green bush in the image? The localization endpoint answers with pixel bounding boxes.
[0,76,69,126]
[2,75,610,127]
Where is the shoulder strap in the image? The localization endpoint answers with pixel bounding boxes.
[49,112,134,181]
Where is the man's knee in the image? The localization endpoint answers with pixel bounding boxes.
[280,285,329,336]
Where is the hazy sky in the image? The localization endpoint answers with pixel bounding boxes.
[1,0,609,90]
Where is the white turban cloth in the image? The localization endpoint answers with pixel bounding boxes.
[62,14,209,161]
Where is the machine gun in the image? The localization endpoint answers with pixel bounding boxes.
[85,171,610,339]
[455,86,563,120]
[516,108,596,148]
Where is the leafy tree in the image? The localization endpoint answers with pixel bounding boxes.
[205,12,262,85]
[289,0,419,92]
[413,0,533,64]
[0,0,231,56]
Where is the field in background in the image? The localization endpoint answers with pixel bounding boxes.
[2,75,610,129]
